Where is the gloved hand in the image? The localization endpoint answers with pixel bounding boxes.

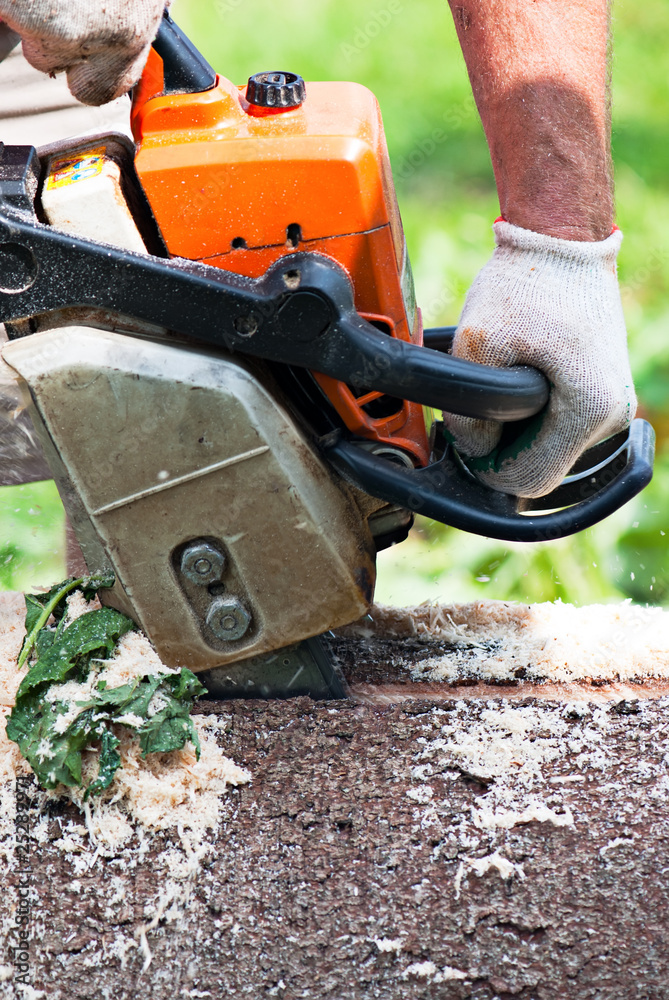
[0,0,166,105]
[444,220,636,499]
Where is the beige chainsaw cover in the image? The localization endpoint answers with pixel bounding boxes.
[3,327,376,671]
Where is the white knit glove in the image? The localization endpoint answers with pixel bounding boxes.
[444,221,636,499]
[0,1,166,105]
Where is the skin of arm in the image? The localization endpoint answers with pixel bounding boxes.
[447,0,613,241]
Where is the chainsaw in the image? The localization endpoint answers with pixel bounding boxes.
[0,13,654,699]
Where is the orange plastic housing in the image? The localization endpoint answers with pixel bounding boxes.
[132,50,430,466]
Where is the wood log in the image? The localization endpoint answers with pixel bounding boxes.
[4,628,669,1000]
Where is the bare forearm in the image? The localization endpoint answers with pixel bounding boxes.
[448,0,613,241]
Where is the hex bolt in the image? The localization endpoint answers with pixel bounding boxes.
[206,597,252,642]
[181,542,226,586]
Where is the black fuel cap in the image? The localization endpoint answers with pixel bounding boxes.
[246,71,306,109]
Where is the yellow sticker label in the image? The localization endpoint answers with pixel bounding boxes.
[46,146,106,190]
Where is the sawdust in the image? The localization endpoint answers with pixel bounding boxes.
[349,599,669,684]
[64,589,98,623]
[462,850,526,881]
[402,960,467,982]
[42,630,182,746]
[372,936,404,954]
[348,598,669,958]
[0,607,249,851]
[399,691,668,918]
[97,631,181,690]
[369,600,669,918]
[3,591,669,990]
[0,592,250,985]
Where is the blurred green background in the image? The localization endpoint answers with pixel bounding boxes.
[2,0,668,606]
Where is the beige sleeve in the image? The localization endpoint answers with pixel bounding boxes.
[0,44,131,147]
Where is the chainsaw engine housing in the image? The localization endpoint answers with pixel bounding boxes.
[131,48,431,468]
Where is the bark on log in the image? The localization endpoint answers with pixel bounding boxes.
[5,632,669,1000]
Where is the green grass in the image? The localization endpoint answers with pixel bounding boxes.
[2,0,667,607]
[0,482,65,592]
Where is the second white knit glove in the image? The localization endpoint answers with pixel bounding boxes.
[0,0,166,105]
[444,221,636,499]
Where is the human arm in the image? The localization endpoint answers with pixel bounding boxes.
[449,0,613,241]
[444,0,635,497]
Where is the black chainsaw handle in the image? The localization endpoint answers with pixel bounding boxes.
[423,326,457,353]
[152,10,217,95]
[339,319,551,421]
[258,254,552,422]
[323,419,654,543]
[418,324,552,419]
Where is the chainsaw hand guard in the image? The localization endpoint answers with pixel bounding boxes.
[324,418,654,543]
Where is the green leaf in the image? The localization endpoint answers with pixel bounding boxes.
[16,608,135,699]
[4,690,41,750]
[80,572,116,603]
[20,584,72,665]
[137,670,206,759]
[169,669,207,703]
[84,728,121,800]
[35,627,56,660]
[7,701,96,789]
[8,576,204,797]
[24,590,56,636]
[140,713,201,758]
[18,573,118,669]
[106,676,162,716]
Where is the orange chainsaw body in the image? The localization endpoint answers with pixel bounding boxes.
[131,50,430,466]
